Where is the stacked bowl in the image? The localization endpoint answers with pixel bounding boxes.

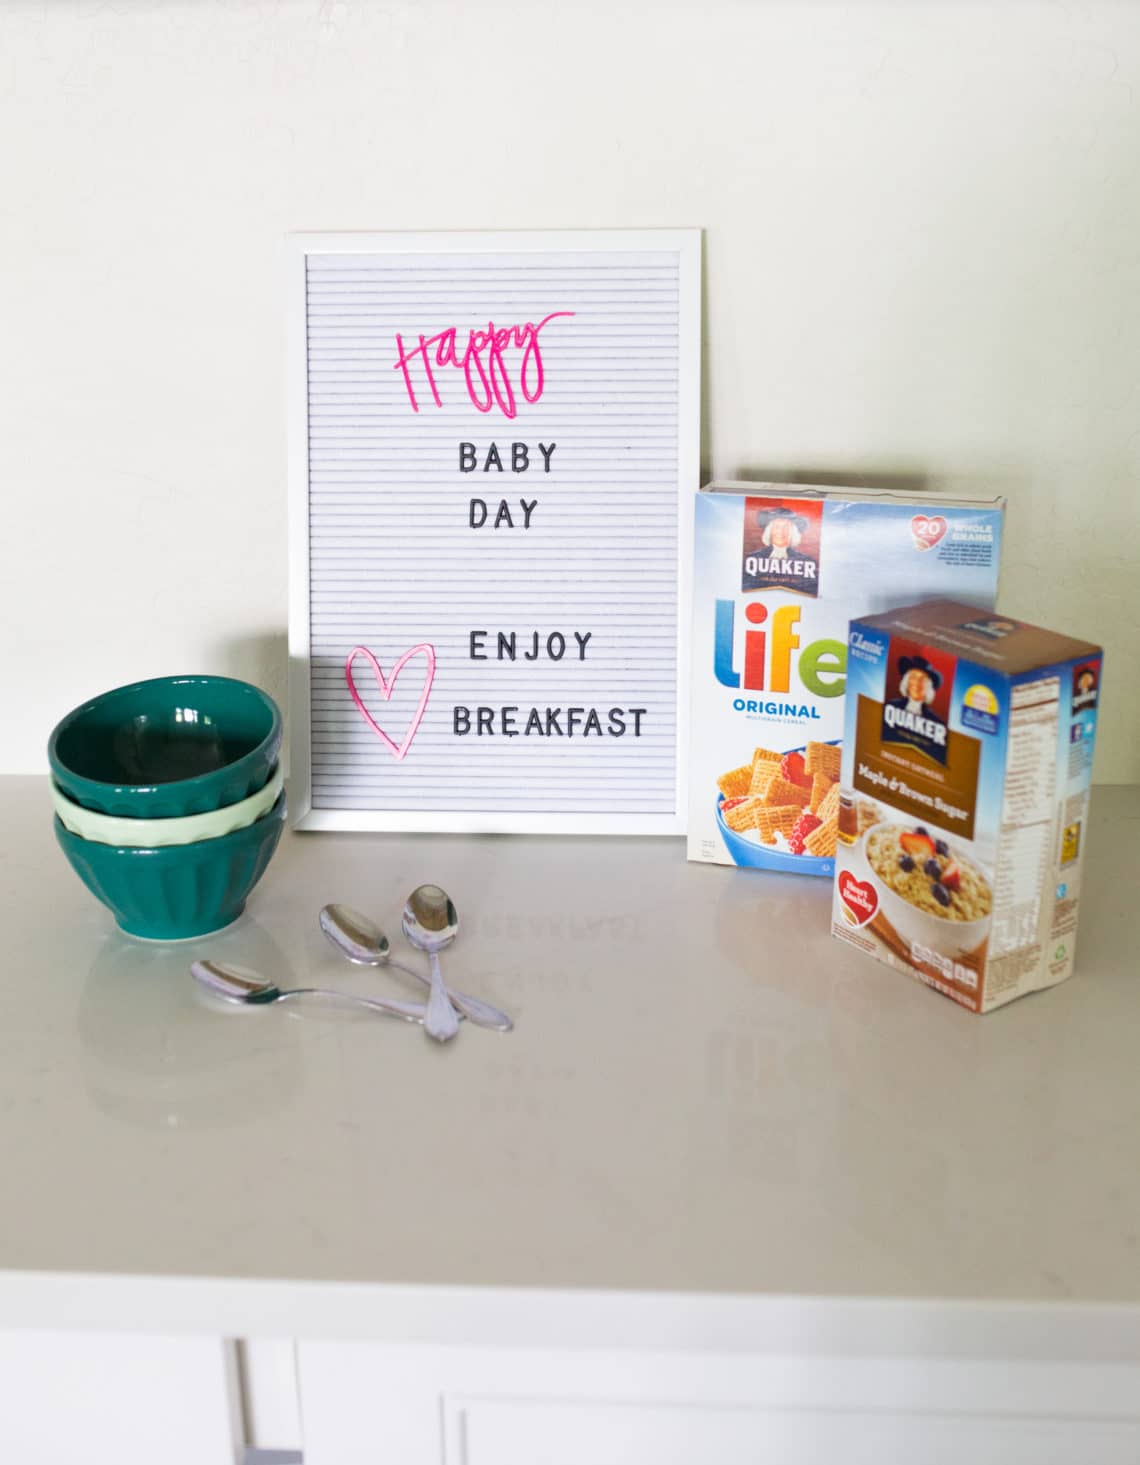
[49,676,285,940]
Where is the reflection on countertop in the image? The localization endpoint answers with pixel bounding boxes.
[0,775,1136,1306]
[79,917,304,1132]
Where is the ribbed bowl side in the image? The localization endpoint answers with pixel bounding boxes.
[53,795,286,941]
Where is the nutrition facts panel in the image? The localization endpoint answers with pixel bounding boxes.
[991,677,1060,956]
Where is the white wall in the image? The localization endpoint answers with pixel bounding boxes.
[3,0,1137,781]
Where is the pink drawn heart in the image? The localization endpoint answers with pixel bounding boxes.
[911,514,948,551]
[345,643,436,762]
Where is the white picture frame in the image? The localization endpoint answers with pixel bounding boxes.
[287,229,700,834]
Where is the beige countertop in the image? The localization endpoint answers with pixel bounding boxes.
[1,776,1137,1327]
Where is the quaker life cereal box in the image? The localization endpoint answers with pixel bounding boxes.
[688,484,1004,875]
[831,599,1102,1013]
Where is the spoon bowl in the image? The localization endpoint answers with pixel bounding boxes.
[319,903,390,965]
[190,957,426,1025]
[402,885,461,1042]
[402,885,459,954]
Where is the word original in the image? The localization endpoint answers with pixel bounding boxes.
[460,442,557,473]
[732,699,822,719]
[453,706,647,737]
[470,630,592,661]
[393,312,575,419]
[469,498,537,530]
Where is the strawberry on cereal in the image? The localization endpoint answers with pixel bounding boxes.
[787,811,821,855]
[779,750,813,789]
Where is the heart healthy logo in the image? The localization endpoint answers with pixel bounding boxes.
[838,869,878,927]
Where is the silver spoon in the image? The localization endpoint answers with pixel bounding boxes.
[320,904,513,1033]
[190,958,427,1025]
[402,885,461,1043]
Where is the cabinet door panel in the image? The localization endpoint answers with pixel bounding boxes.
[0,1331,240,1465]
[297,1340,1140,1465]
[459,1399,1140,1465]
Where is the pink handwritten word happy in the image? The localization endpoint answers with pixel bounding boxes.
[392,311,575,420]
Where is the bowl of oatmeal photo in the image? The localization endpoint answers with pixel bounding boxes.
[855,821,994,958]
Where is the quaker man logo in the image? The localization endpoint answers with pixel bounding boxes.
[741,500,822,596]
[882,652,950,766]
[1071,661,1099,713]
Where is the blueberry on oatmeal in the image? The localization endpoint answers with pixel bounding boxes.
[866,825,993,922]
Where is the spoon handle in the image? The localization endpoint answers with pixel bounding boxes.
[387,958,513,1032]
[277,987,426,1025]
[424,951,460,1042]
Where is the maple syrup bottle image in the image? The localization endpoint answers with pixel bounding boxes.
[838,790,858,845]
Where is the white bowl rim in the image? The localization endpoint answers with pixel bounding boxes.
[52,765,284,848]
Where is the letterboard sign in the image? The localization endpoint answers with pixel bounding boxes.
[288,230,700,833]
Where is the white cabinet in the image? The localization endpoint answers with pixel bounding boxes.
[294,1339,1140,1465]
[0,1332,241,1465]
[3,1326,1139,1463]
[458,1402,1140,1465]
[240,1339,303,1454]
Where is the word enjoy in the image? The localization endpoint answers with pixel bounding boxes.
[393,312,575,419]
[470,629,592,662]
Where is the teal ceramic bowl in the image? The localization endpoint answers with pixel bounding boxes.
[49,675,282,817]
[54,789,286,940]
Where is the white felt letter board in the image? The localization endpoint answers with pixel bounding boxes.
[288,230,700,833]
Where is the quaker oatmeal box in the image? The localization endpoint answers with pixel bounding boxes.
[831,599,1103,1013]
[687,484,1004,875]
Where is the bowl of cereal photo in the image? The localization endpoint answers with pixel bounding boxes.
[855,822,993,959]
[714,741,843,874]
